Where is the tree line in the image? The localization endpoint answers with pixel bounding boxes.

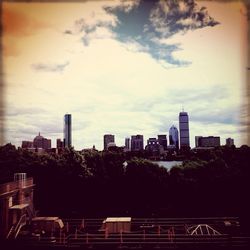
[0,143,250,229]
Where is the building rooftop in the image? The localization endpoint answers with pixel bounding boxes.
[10,204,29,210]
[104,217,131,223]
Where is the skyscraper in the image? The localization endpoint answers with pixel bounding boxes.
[169,125,179,150]
[131,135,144,151]
[104,134,115,150]
[64,114,72,148]
[124,137,130,151]
[179,111,190,149]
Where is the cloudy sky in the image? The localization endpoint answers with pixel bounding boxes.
[2,0,248,150]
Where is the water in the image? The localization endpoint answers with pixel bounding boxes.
[152,161,183,170]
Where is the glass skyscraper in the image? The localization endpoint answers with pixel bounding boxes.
[64,114,72,148]
[169,125,179,150]
[179,111,190,149]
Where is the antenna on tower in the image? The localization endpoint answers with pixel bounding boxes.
[181,105,184,112]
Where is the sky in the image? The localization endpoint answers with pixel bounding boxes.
[1,0,249,150]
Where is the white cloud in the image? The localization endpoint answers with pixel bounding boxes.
[3,1,248,150]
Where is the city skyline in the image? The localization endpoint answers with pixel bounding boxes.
[19,111,229,151]
[2,0,248,150]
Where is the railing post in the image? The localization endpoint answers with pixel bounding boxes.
[63,232,65,244]
[81,218,84,229]
[59,229,62,243]
[120,229,123,243]
[172,226,175,239]
[75,227,77,239]
[66,222,69,233]
[158,225,161,236]
[168,229,173,242]
[86,233,89,244]
[105,227,108,239]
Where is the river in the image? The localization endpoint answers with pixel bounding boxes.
[152,161,183,170]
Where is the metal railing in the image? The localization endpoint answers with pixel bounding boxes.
[6,217,250,248]
[13,232,250,248]
[6,214,27,239]
[0,178,34,196]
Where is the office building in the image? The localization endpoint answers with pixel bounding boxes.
[131,135,144,151]
[169,125,179,150]
[195,136,202,148]
[56,138,64,148]
[33,132,51,149]
[196,136,220,148]
[124,137,130,151]
[64,114,72,148]
[226,138,234,147]
[157,135,167,150]
[21,140,33,149]
[104,134,115,150]
[179,111,190,149]
[145,137,164,155]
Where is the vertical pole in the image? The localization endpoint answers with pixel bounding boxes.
[66,222,69,233]
[51,221,54,238]
[143,230,145,240]
[172,226,175,239]
[75,227,77,239]
[81,218,84,229]
[105,227,108,239]
[86,233,89,244]
[158,225,161,236]
[120,229,123,243]
[59,229,62,243]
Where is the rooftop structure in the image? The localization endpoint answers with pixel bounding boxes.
[0,173,35,239]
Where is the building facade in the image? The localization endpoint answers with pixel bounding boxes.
[0,173,35,239]
[145,138,164,156]
[64,114,72,148]
[195,136,202,148]
[169,125,179,150]
[179,112,190,149]
[56,139,64,149]
[131,135,144,151]
[21,141,33,149]
[33,133,51,150]
[157,135,168,150]
[103,134,115,151]
[226,137,234,147]
[196,136,220,147]
[124,137,130,151]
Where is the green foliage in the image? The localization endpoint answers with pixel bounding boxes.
[0,144,250,219]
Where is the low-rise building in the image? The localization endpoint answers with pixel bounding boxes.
[0,173,35,239]
[195,136,220,148]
